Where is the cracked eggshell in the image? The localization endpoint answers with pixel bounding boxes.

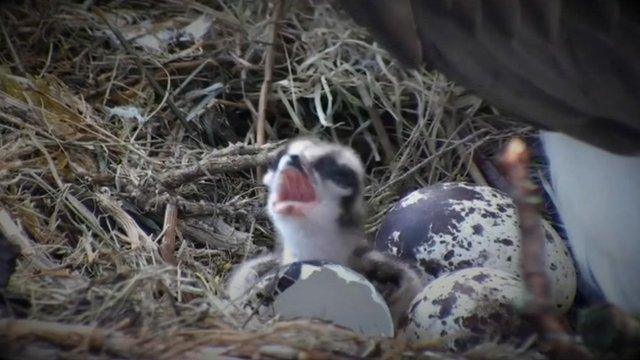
[249,260,394,337]
[403,267,534,351]
[375,182,576,312]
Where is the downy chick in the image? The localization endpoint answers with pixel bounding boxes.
[226,137,422,326]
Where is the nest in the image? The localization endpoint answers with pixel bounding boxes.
[0,1,551,358]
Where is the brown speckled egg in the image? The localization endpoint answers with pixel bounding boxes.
[402,267,534,350]
[375,182,576,311]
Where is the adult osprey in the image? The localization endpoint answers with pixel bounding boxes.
[338,0,640,313]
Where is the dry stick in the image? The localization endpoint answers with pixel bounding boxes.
[93,9,190,129]
[357,84,396,164]
[368,108,396,164]
[159,144,280,189]
[122,184,268,220]
[449,125,570,267]
[213,99,250,109]
[499,138,591,359]
[472,152,512,192]
[466,147,567,249]
[0,207,56,270]
[0,15,26,76]
[205,140,286,158]
[501,139,549,302]
[160,202,178,265]
[0,318,139,357]
[256,0,285,178]
[0,207,86,289]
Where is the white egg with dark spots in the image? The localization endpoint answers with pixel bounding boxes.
[375,182,576,312]
[403,267,534,350]
[245,260,394,338]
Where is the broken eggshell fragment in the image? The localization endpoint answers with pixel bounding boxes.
[375,182,576,312]
[403,267,534,350]
[246,260,395,337]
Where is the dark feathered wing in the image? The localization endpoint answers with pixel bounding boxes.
[339,0,640,154]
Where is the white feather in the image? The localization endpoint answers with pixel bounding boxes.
[542,131,640,313]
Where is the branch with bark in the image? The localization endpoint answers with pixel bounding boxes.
[499,138,591,359]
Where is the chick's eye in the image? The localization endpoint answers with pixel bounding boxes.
[313,155,358,190]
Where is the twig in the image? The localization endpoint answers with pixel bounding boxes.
[0,318,139,357]
[171,59,215,97]
[499,138,590,359]
[472,152,512,191]
[212,99,250,109]
[368,107,397,164]
[500,139,550,303]
[95,193,153,250]
[121,187,267,221]
[0,207,55,270]
[204,140,286,159]
[459,138,566,256]
[0,15,26,76]
[159,144,280,189]
[93,9,190,128]
[182,217,253,251]
[357,84,396,164]
[256,0,285,177]
[160,202,178,265]
[0,232,19,290]
[0,205,88,289]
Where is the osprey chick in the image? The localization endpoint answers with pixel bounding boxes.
[227,137,422,325]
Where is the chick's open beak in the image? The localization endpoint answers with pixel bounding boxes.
[277,168,316,203]
[273,159,318,216]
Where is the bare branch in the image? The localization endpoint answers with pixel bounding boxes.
[499,138,591,359]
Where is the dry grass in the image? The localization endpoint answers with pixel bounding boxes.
[0,0,540,358]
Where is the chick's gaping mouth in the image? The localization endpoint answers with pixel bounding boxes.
[273,168,317,216]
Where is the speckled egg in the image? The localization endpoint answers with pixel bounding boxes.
[403,267,534,350]
[375,182,576,312]
[245,260,395,337]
